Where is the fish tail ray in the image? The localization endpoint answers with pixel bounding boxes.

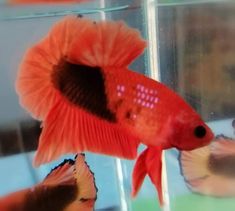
[40,154,97,210]
[180,146,211,183]
[74,154,97,201]
[34,97,139,166]
[15,16,84,120]
[69,19,146,67]
[42,158,75,186]
[211,139,235,157]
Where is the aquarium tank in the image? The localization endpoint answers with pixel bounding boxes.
[0,0,234,210]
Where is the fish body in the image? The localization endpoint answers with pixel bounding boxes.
[180,136,235,197]
[104,68,212,150]
[0,154,97,211]
[16,16,214,205]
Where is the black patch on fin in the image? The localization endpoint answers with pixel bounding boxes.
[208,154,235,178]
[52,61,116,122]
[23,185,77,211]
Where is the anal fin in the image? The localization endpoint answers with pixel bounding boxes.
[34,97,139,166]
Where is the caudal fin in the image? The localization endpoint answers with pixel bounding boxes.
[180,146,211,183]
[42,154,97,199]
[180,139,235,197]
[180,146,213,194]
[74,154,97,201]
[42,158,76,186]
[36,154,97,211]
[211,138,235,157]
[132,147,163,206]
[63,154,98,211]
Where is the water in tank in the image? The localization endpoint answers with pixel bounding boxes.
[0,0,234,211]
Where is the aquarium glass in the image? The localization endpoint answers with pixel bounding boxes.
[157,1,235,211]
[0,0,235,211]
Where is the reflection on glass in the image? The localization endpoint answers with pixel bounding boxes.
[159,1,235,121]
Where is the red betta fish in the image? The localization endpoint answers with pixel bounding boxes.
[15,15,214,205]
[180,136,235,197]
[0,154,97,211]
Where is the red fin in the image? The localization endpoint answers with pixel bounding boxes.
[34,97,139,166]
[15,16,87,120]
[132,146,163,206]
[132,148,148,197]
[146,147,163,206]
[69,19,146,67]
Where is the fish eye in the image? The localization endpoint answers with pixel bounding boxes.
[194,125,206,138]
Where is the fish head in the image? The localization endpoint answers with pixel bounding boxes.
[169,110,214,151]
